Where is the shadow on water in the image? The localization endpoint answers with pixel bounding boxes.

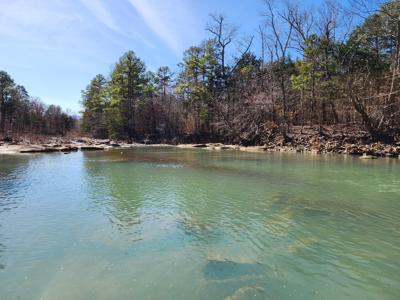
[0,241,4,270]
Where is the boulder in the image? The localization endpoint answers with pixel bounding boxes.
[220,146,232,150]
[311,148,321,154]
[376,150,387,157]
[348,148,363,155]
[1,136,13,143]
[59,146,78,152]
[80,146,105,151]
[359,154,377,159]
[20,147,59,153]
[192,144,208,148]
[19,145,78,153]
[208,143,223,147]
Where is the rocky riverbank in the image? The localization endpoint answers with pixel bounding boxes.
[1,125,399,158]
[176,125,400,158]
[0,137,141,154]
[176,142,400,158]
[1,139,399,159]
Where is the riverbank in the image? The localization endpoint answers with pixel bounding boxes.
[0,137,142,154]
[177,124,400,158]
[1,125,399,158]
[1,139,399,159]
[176,143,400,158]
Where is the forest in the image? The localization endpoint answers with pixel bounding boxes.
[1,0,400,146]
[80,0,400,145]
[0,71,76,137]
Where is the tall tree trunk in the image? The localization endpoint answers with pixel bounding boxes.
[330,100,339,123]
[0,100,5,133]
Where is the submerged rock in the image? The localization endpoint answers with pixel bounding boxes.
[300,207,332,217]
[288,238,318,253]
[181,216,211,232]
[225,286,265,300]
[203,259,264,281]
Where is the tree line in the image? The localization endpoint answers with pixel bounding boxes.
[0,71,76,136]
[78,0,398,144]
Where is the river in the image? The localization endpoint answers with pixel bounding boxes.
[0,147,399,299]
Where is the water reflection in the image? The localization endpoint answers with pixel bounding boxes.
[0,155,35,206]
[81,148,400,297]
[1,148,399,299]
[0,155,44,273]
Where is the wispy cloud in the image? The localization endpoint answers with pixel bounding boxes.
[128,0,200,56]
[0,0,82,50]
[78,0,120,33]
[0,0,203,111]
[77,0,156,50]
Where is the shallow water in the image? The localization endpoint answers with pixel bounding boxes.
[0,148,399,300]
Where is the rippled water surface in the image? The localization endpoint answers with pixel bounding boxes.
[0,148,399,300]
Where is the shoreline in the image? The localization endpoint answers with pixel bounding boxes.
[177,143,400,159]
[1,139,399,159]
[2,125,399,158]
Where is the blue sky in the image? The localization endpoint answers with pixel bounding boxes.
[0,0,343,113]
[0,0,274,112]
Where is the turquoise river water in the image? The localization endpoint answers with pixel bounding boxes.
[0,147,399,299]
